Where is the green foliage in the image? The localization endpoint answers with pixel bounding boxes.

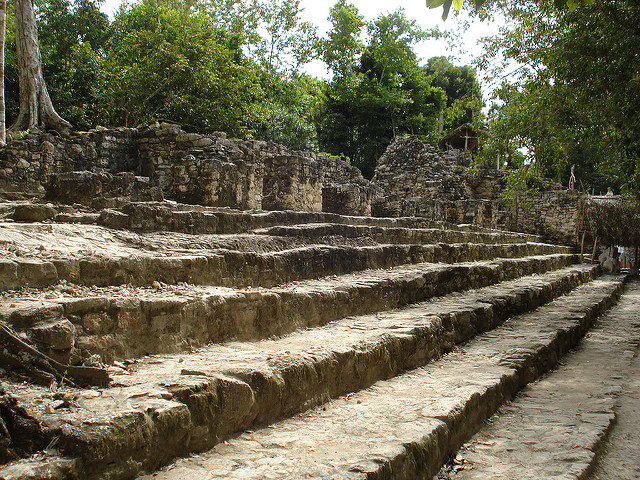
[97,0,262,134]
[424,56,483,133]
[36,0,110,129]
[319,7,455,178]
[0,0,482,175]
[426,0,596,20]
[250,73,326,150]
[249,0,318,74]
[502,165,549,206]
[476,0,640,197]
[320,0,365,78]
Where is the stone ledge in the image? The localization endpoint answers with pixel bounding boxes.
[437,279,640,480]
[1,265,600,480]
[0,243,572,292]
[1,254,580,362]
[133,275,624,480]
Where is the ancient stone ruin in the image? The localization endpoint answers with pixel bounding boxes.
[0,124,637,480]
[373,135,586,246]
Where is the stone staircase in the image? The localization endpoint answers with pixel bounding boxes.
[0,200,633,480]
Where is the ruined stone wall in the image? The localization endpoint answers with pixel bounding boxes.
[136,124,266,210]
[373,135,584,245]
[372,135,479,217]
[506,189,584,246]
[0,127,136,198]
[0,123,374,214]
[319,155,380,216]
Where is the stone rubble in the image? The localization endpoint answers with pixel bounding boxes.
[372,135,586,245]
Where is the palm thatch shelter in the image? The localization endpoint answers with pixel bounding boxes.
[585,195,640,247]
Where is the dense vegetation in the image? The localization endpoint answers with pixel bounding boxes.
[2,0,482,177]
[470,0,640,197]
[4,0,637,196]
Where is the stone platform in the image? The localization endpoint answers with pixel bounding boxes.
[0,198,635,480]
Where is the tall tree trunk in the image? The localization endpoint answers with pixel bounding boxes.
[11,0,71,135]
[0,0,5,144]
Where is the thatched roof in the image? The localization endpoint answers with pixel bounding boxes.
[439,123,481,151]
[586,195,640,246]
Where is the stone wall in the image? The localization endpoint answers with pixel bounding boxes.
[319,155,380,216]
[135,125,265,209]
[372,135,478,217]
[506,189,584,246]
[0,125,586,244]
[0,127,136,198]
[0,123,375,214]
[45,171,164,206]
[373,135,585,245]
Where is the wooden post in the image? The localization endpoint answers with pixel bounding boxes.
[580,231,586,263]
[592,236,598,264]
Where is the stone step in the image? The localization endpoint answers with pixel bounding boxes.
[435,278,640,480]
[92,202,541,239]
[0,264,598,480]
[255,223,539,245]
[1,253,580,362]
[8,201,506,238]
[133,275,625,480]
[94,204,448,233]
[0,240,569,292]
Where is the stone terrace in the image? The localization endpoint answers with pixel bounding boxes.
[0,132,636,480]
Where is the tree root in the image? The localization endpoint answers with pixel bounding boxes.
[0,323,110,388]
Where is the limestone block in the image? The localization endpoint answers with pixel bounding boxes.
[4,302,64,330]
[16,158,31,169]
[12,204,58,222]
[98,209,130,230]
[16,259,59,287]
[82,312,116,335]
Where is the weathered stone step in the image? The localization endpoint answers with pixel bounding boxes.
[1,253,579,362]
[0,264,597,480]
[7,201,514,239]
[255,223,539,245]
[435,278,640,480]
[0,241,569,292]
[133,275,625,480]
[92,202,541,239]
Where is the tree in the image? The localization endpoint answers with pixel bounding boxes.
[98,0,262,134]
[251,72,326,150]
[424,56,483,132]
[320,0,364,78]
[12,0,71,134]
[475,0,640,196]
[36,0,110,129]
[425,0,596,20]
[319,7,446,177]
[251,0,318,74]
